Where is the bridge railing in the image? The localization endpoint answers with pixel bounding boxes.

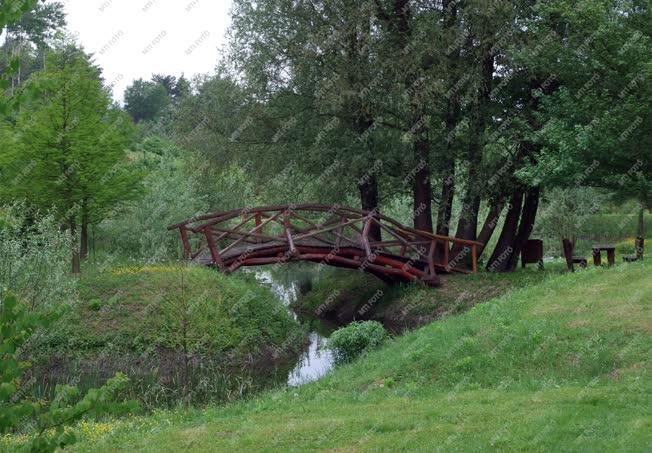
[168,204,483,283]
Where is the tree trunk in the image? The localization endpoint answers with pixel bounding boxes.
[434,162,455,262]
[486,189,523,272]
[507,187,540,270]
[359,174,382,241]
[80,202,89,260]
[80,222,88,260]
[70,218,80,274]
[437,0,460,236]
[380,1,433,233]
[413,135,433,233]
[476,198,504,260]
[436,162,455,236]
[637,204,645,238]
[453,48,494,247]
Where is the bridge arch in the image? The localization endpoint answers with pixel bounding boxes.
[169,204,482,286]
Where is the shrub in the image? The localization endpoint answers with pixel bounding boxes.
[0,292,137,452]
[327,321,388,364]
[0,205,77,310]
[95,147,208,261]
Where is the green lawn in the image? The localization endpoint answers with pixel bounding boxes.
[56,259,652,452]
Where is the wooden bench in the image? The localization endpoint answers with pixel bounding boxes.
[623,237,644,262]
[562,239,587,271]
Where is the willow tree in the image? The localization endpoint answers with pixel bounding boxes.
[227,0,407,236]
[528,0,652,239]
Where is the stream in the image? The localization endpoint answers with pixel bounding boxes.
[253,267,337,386]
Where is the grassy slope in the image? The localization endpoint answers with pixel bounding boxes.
[73,261,651,451]
[20,263,305,409]
[40,263,302,358]
[296,263,567,330]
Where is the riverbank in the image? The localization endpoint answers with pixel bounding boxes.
[293,263,568,332]
[56,259,651,451]
[28,263,306,407]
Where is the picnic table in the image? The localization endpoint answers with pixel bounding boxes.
[592,244,616,266]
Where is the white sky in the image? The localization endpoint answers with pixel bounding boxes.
[59,0,233,102]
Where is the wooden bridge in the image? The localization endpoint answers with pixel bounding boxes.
[168,204,483,286]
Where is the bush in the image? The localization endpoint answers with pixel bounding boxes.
[0,205,77,310]
[0,292,136,452]
[327,321,388,364]
[96,141,208,261]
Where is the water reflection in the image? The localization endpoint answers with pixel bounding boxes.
[287,332,333,386]
[253,267,336,386]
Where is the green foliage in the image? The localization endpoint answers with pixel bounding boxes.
[520,0,652,208]
[536,187,608,244]
[327,321,387,364]
[2,1,65,47]
[151,74,190,102]
[0,292,137,452]
[123,79,171,123]
[96,138,208,260]
[0,205,76,310]
[0,0,42,114]
[1,44,140,272]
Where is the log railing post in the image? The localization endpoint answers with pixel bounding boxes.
[254,212,263,242]
[428,239,437,278]
[203,226,224,271]
[471,243,478,273]
[179,226,191,260]
[283,210,297,256]
[335,216,346,249]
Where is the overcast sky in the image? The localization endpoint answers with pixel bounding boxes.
[60,0,233,102]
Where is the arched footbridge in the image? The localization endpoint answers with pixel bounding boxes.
[168,204,483,287]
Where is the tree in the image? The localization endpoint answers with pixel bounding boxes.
[227,0,403,234]
[1,1,66,91]
[123,78,171,123]
[519,0,652,239]
[0,0,42,113]
[152,73,191,101]
[2,45,139,273]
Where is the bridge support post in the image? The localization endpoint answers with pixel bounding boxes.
[179,226,191,260]
[203,226,224,271]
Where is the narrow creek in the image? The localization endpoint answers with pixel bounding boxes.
[253,267,337,386]
[32,265,349,408]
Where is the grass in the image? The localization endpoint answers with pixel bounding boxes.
[58,259,650,451]
[295,262,568,330]
[27,262,305,408]
[39,262,302,357]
